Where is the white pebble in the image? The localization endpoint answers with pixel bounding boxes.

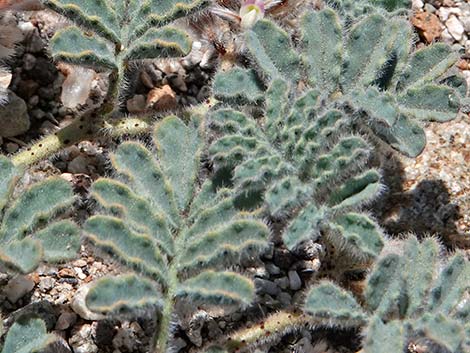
[446,15,465,41]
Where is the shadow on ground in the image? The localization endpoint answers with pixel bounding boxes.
[370,152,466,249]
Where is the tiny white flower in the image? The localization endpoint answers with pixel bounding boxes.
[239,0,265,29]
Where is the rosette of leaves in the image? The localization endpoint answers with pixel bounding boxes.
[208,76,384,260]
[303,236,470,353]
[41,0,210,106]
[0,156,80,274]
[214,7,465,158]
[82,114,269,353]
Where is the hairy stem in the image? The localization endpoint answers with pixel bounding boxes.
[153,267,178,353]
[223,311,308,352]
[10,114,156,166]
[11,115,94,166]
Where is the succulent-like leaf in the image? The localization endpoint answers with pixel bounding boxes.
[1,317,57,353]
[401,237,439,317]
[245,19,300,81]
[415,313,465,352]
[363,317,406,353]
[85,215,168,285]
[0,157,19,212]
[397,44,458,91]
[42,0,120,43]
[213,68,264,105]
[364,253,404,317]
[397,85,460,122]
[427,253,470,315]
[124,26,192,61]
[154,115,202,212]
[176,271,255,307]
[50,26,117,70]
[0,156,79,274]
[304,281,367,327]
[84,115,269,352]
[86,274,162,315]
[301,9,342,94]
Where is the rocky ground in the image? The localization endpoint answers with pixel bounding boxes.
[0,1,469,353]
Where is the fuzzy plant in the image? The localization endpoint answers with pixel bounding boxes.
[302,236,470,353]
[0,155,80,273]
[82,114,270,353]
[0,316,63,353]
[329,0,412,19]
[214,7,465,158]
[10,0,211,166]
[0,156,80,351]
[203,236,470,353]
[208,79,385,262]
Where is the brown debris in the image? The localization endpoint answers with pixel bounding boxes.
[146,84,177,110]
[411,11,443,43]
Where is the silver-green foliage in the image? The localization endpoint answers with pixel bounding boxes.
[209,77,384,259]
[41,0,207,72]
[83,115,269,352]
[304,236,470,353]
[329,0,411,19]
[0,317,60,353]
[214,8,465,157]
[0,156,80,274]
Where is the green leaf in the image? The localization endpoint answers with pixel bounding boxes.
[112,141,180,228]
[125,26,192,60]
[414,313,465,352]
[154,115,202,211]
[304,281,367,327]
[398,85,460,122]
[42,0,120,43]
[86,274,162,315]
[351,87,399,127]
[397,44,458,91]
[342,14,387,90]
[329,170,382,209]
[427,253,470,315]
[0,156,18,213]
[176,271,255,308]
[85,215,168,285]
[213,68,264,104]
[372,113,426,157]
[283,202,323,250]
[33,220,80,263]
[365,253,404,317]
[370,0,411,11]
[246,19,300,81]
[301,9,342,94]
[91,178,174,256]
[0,177,75,243]
[330,213,384,258]
[179,219,269,270]
[0,238,42,273]
[2,317,56,353]
[402,237,439,317]
[130,0,210,38]
[50,26,117,70]
[363,317,406,353]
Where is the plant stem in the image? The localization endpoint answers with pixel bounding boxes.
[11,115,94,166]
[152,267,178,353]
[223,311,307,352]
